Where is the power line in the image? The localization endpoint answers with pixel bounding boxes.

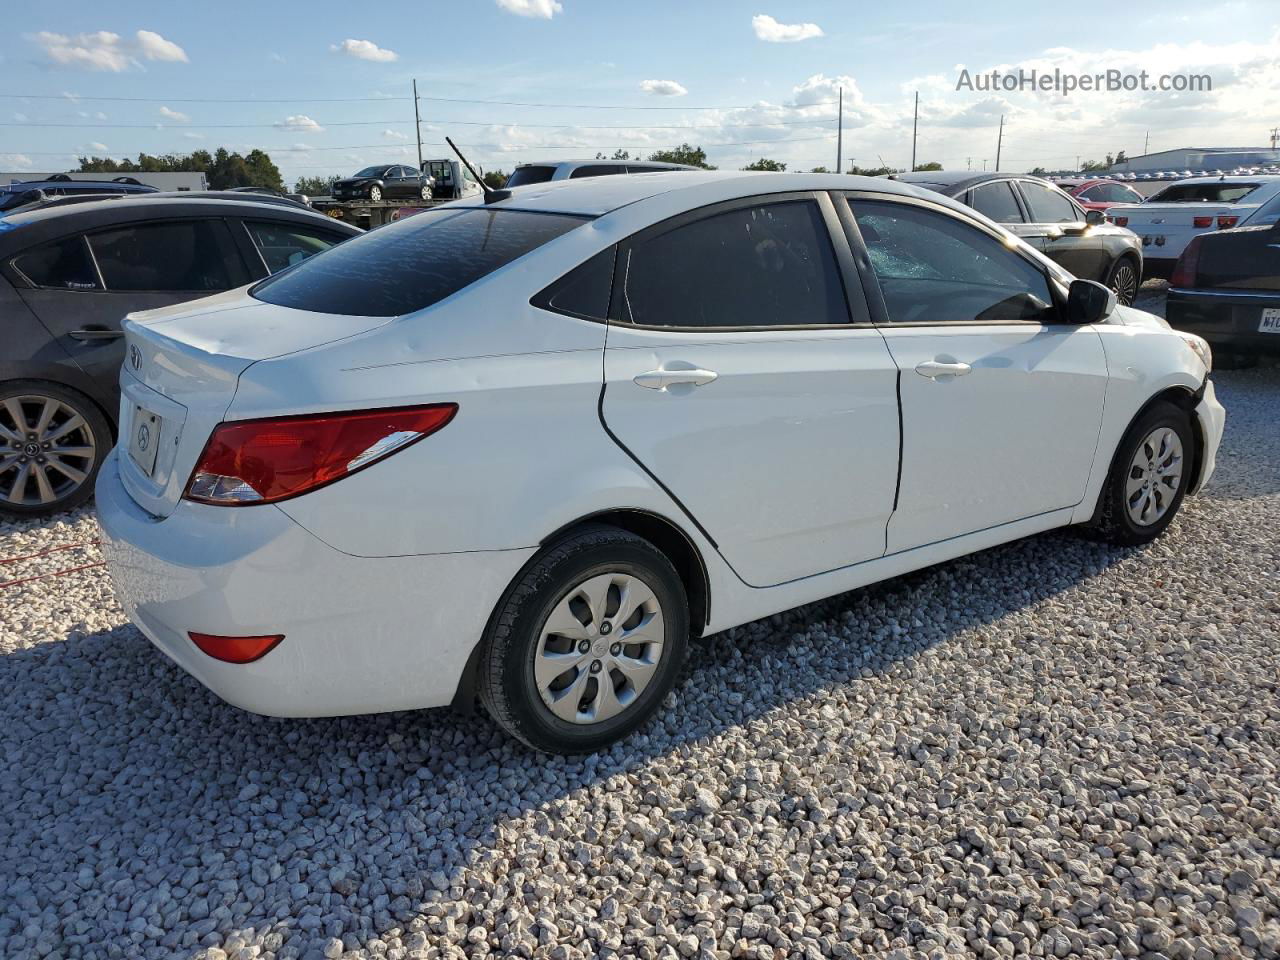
[1,92,842,112]
[1,117,833,132]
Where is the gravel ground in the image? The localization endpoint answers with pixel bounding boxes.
[2,361,1278,959]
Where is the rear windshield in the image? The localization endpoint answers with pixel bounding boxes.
[1147,183,1261,203]
[506,166,557,188]
[251,207,588,317]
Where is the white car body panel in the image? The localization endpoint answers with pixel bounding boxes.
[96,171,1226,719]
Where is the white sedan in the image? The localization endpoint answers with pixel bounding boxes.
[96,172,1225,754]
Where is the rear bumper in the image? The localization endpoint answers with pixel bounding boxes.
[95,450,535,717]
[1140,257,1177,279]
[1191,379,1225,494]
[1167,288,1280,355]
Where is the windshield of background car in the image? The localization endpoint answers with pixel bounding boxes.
[506,166,557,188]
[1147,183,1261,203]
[252,207,589,317]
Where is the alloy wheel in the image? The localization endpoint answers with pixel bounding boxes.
[1125,426,1183,526]
[534,572,666,724]
[0,395,97,506]
[1110,261,1139,305]
[369,186,382,202]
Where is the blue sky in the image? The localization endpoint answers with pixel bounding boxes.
[2,0,1276,186]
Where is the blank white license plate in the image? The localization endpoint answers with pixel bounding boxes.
[127,405,163,475]
[1261,308,1280,334]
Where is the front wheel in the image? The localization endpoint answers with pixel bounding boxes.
[0,382,111,518]
[1087,401,1193,546]
[419,185,431,200]
[1107,256,1140,306]
[368,185,383,202]
[479,525,689,754]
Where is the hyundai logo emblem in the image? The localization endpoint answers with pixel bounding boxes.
[129,344,142,371]
[136,423,150,452]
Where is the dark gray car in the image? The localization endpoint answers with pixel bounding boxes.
[891,172,1144,305]
[0,196,361,517]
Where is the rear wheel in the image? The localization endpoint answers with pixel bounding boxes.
[1107,255,1140,306]
[479,525,689,754]
[0,382,111,518]
[368,185,383,202]
[1087,400,1193,545]
[419,185,431,200]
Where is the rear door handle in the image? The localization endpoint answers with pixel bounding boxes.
[69,327,124,341]
[915,360,972,380]
[633,368,719,390]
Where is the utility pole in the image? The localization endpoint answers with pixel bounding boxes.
[847,157,856,175]
[911,90,918,172]
[412,79,424,170]
[1144,130,1150,155]
[995,114,1004,172]
[1271,126,1279,150]
[966,156,972,171]
[836,87,843,173]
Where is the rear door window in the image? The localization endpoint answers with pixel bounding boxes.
[12,235,101,290]
[88,220,247,292]
[252,207,588,316]
[969,182,1024,223]
[245,220,349,273]
[619,199,849,328]
[568,165,626,180]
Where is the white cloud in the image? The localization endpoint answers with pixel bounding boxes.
[276,115,325,133]
[31,29,186,71]
[269,52,286,63]
[158,106,189,122]
[135,30,188,62]
[181,132,204,140]
[331,38,398,62]
[62,91,80,102]
[87,141,109,152]
[752,14,823,43]
[1,153,34,169]
[640,79,688,97]
[12,112,27,122]
[383,129,409,140]
[94,111,107,120]
[34,31,131,71]
[495,0,563,19]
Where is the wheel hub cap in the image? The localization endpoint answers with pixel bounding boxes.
[1,395,96,506]
[1125,427,1183,526]
[534,572,665,725]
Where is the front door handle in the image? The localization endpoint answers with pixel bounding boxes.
[633,368,719,390]
[69,327,124,342]
[915,360,972,380]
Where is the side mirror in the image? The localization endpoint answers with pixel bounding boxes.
[1067,278,1116,324]
[1085,209,1105,225]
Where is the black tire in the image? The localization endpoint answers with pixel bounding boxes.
[0,380,112,519]
[419,185,431,200]
[1087,400,1194,546]
[479,524,689,754]
[368,185,383,202]
[1106,255,1141,306]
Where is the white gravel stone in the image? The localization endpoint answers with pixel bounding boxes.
[1,368,1278,960]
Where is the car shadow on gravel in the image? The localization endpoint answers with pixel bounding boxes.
[2,518,1148,958]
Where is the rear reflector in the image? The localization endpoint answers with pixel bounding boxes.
[185,404,457,506]
[190,632,284,664]
[1217,215,1238,228]
[1192,216,1213,228]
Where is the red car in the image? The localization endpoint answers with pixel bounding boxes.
[1055,178,1145,212]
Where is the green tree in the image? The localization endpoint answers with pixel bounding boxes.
[482,170,508,190]
[76,148,284,191]
[742,158,786,171]
[294,175,340,196]
[595,150,632,160]
[912,161,943,172]
[1080,158,1107,172]
[848,163,901,177]
[648,143,715,169]
[1029,166,1048,176]
[809,165,830,173]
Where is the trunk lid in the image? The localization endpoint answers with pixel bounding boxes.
[117,288,393,517]
[1109,202,1263,258]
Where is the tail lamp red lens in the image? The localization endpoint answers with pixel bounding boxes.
[184,404,457,506]
[1110,216,1128,227]
[189,632,284,664]
[1217,215,1238,228]
[1192,216,1213,228]
[1169,236,1202,288]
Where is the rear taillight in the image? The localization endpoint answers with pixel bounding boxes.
[1192,216,1213,228]
[1170,236,1202,288]
[190,632,284,663]
[184,404,457,506]
[1110,216,1128,227]
[1217,215,1238,229]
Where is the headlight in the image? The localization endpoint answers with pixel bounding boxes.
[1178,331,1212,373]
